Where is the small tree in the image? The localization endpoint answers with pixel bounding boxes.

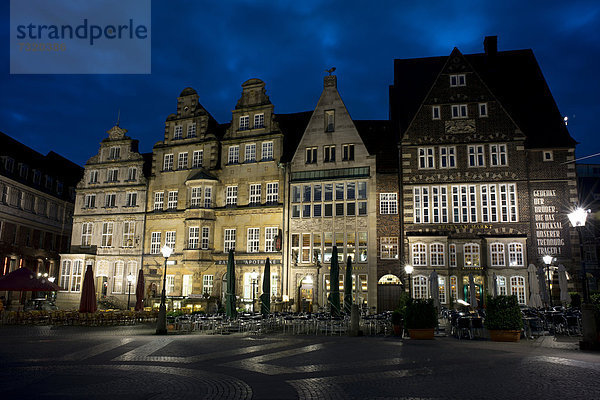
[404,299,437,329]
[485,295,523,331]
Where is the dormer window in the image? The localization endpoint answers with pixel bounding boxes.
[239,116,249,131]
[325,110,335,132]
[33,169,42,185]
[173,125,183,140]
[451,104,468,119]
[45,175,53,188]
[450,74,466,87]
[5,157,14,173]
[108,146,121,160]
[19,163,28,178]
[254,113,264,129]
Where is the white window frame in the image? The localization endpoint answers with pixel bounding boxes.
[451,104,468,118]
[182,275,193,296]
[60,260,71,290]
[204,187,212,208]
[438,276,447,304]
[154,192,164,211]
[510,276,526,305]
[254,113,264,129]
[178,152,188,169]
[166,275,175,295]
[166,231,176,249]
[101,222,113,247]
[249,184,261,205]
[84,194,96,208]
[490,242,505,267]
[126,192,137,207]
[109,146,121,160]
[167,191,178,210]
[508,243,524,267]
[163,154,174,171]
[379,193,398,214]
[450,275,458,300]
[187,123,197,138]
[432,105,440,120]
[201,227,210,250]
[464,243,480,267]
[202,274,214,295]
[490,144,507,166]
[173,125,183,139]
[105,193,116,208]
[380,237,399,260]
[188,226,199,249]
[108,168,118,182]
[418,147,435,169]
[70,260,83,292]
[450,74,466,87]
[430,243,445,266]
[261,141,273,161]
[265,227,278,252]
[192,150,203,168]
[127,167,137,181]
[226,186,238,206]
[468,145,485,167]
[342,144,354,161]
[224,229,236,252]
[190,187,202,207]
[150,232,161,254]
[497,276,507,296]
[479,103,488,117]
[81,222,93,246]
[239,115,249,130]
[439,147,456,169]
[449,244,457,267]
[412,243,427,266]
[266,182,278,204]
[123,221,135,247]
[113,261,124,293]
[247,228,260,253]
[228,145,240,164]
[412,275,428,299]
[306,147,317,163]
[245,143,256,163]
[543,151,553,162]
[89,170,98,184]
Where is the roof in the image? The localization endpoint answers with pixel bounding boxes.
[275,111,313,163]
[187,169,218,181]
[390,49,576,149]
[354,120,397,171]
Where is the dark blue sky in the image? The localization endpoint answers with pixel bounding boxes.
[2,0,599,166]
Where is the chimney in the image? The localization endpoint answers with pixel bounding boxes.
[324,75,337,88]
[484,36,497,57]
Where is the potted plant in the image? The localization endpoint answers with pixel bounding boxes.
[485,295,523,342]
[404,299,437,339]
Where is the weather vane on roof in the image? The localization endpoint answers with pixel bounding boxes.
[325,67,336,75]
[116,109,121,127]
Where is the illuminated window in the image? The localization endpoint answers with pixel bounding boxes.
[380,237,399,259]
[412,243,427,266]
[510,276,526,305]
[413,275,428,299]
[430,243,445,266]
[508,243,524,266]
[463,243,480,267]
[490,243,505,267]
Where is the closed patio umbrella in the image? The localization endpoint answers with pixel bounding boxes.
[558,264,569,305]
[79,265,97,313]
[469,273,478,309]
[0,267,61,291]
[328,246,341,317]
[343,256,353,314]
[492,273,498,297]
[528,264,543,308]
[537,266,549,306]
[429,270,440,311]
[134,268,145,311]
[225,249,237,318]
[259,258,271,316]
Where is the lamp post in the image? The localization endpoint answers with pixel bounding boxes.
[404,264,414,298]
[568,207,590,303]
[126,273,134,310]
[250,270,258,313]
[156,245,173,335]
[543,255,554,308]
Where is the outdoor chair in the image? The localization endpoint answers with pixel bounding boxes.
[456,317,472,340]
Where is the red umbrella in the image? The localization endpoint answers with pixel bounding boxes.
[79,265,97,313]
[0,267,61,291]
[134,268,145,311]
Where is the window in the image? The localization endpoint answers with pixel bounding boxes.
[108,169,118,182]
[440,147,456,168]
[71,261,83,292]
[224,229,236,252]
[325,110,335,132]
[254,113,264,129]
[438,276,447,304]
[19,163,28,178]
[499,183,518,222]
[33,169,42,184]
[342,144,355,161]
[301,233,311,263]
[167,191,178,210]
[126,192,137,207]
[113,261,124,293]
[292,204,301,218]
[178,152,188,169]
[154,192,164,211]
[201,227,210,250]
[324,145,336,162]
[418,147,435,169]
[490,243,505,266]
[451,104,468,118]
[380,237,399,259]
[497,276,507,296]
[249,184,261,205]
[101,222,113,247]
[127,167,137,181]
[479,103,488,117]
[379,193,398,214]
[510,276,526,305]
[261,141,273,160]
[291,234,300,264]
[431,186,448,223]
[490,144,507,166]
[187,123,197,138]
[190,187,202,207]
[245,143,256,162]
[105,193,116,208]
[243,272,259,299]
[508,243,524,266]
[432,106,440,120]
[271,273,279,298]
[335,183,344,200]
[192,150,203,168]
[358,232,367,262]
[123,221,135,247]
[81,222,93,246]
[266,182,278,204]
[226,186,238,206]
[202,275,214,294]
[464,243,480,267]
[239,115,249,130]
[166,275,175,295]
[450,276,458,301]
[306,147,318,163]
[188,227,199,249]
[468,145,485,167]
[60,260,71,290]
[303,203,311,218]
[247,228,260,253]
[543,151,553,162]
[450,74,466,87]
[166,231,176,249]
[204,187,212,208]
[413,276,428,299]
[182,275,193,296]
[481,184,498,223]
[89,170,98,184]
[84,194,96,208]
[313,233,322,263]
[430,243,445,266]
[109,146,121,159]
[163,154,174,171]
[173,125,183,139]
[412,243,427,266]
[449,244,457,267]
[228,146,240,164]
[150,232,161,254]
[265,227,278,252]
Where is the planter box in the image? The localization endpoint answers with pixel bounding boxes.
[408,328,435,340]
[489,329,521,342]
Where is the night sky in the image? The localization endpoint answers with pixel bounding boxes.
[1,1,599,166]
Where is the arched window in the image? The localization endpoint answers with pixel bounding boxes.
[463,243,480,267]
[412,243,427,266]
[490,243,505,267]
[96,260,109,277]
[508,243,524,266]
[113,261,124,293]
[430,243,445,266]
[378,274,401,285]
[450,275,458,301]
[449,244,457,267]
[497,275,507,296]
[413,275,428,299]
[510,276,526,305]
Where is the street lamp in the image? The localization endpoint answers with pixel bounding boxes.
[156,244,173,335]
[126,273,135,310]
[404,264,414,298]
[543,255,554,308]
[568,207,590,303]
[250,270,258,313]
